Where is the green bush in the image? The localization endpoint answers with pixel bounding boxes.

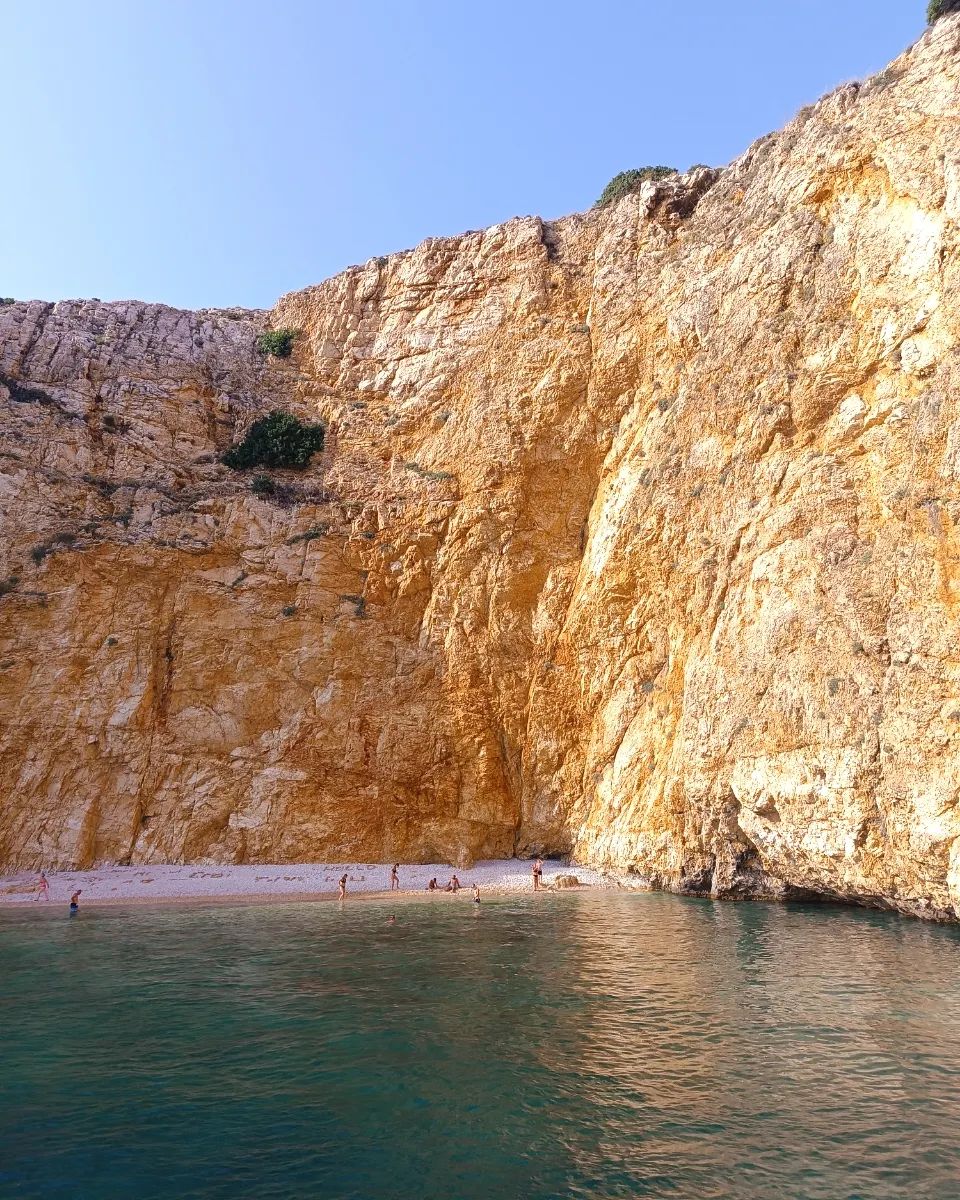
[223,410,325,471]
[929,0,960,19]
[250,474,277,497]
[0,297,14,306]
[254,328,298,358]
[597,167,678,207]
[286,525,327,545]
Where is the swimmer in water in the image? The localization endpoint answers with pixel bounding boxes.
[388,914,396,925]
[69,889,81,914]
[338,874,347,900]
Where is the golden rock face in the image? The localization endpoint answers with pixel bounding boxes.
[3,20,960,916]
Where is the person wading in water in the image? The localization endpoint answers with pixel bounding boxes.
[69,889,81,914]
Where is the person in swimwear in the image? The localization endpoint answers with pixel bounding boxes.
[36,870,50,901]
[427,877,438,891]
[473,885,480,905]
[444,874,461,893]
[338,874,347,900]
[532,858,544,891]
[69,889,81,913]
[390,863,400,891]
[388,914,396,925]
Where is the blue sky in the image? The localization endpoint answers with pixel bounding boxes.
[2,0,923,310]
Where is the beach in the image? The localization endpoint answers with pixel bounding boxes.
[0,860,611,907]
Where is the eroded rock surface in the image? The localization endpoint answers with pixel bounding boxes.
[3,20,960,917]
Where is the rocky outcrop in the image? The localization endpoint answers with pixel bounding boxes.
[3,19,960,918]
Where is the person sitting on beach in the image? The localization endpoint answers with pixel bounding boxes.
[427,877,438,891]
[36,870,50,902]
[444,875,461,893]
[69,889,81,914]
[390,863,400,891]
[338,874,347,900]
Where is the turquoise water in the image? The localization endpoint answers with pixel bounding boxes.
[3,893,960,1199]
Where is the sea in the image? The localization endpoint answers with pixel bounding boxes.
[3,890,960,1199]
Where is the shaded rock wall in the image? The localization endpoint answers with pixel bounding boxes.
[3,20,960,917]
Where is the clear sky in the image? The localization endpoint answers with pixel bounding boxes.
[2,0,924,311]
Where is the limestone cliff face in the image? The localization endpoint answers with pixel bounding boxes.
[3,20,960,917]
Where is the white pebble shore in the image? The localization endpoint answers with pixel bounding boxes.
[0,859,612,906]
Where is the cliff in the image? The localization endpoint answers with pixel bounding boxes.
[3,19,960,919]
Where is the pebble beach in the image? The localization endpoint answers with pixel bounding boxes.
[0,860,611,907]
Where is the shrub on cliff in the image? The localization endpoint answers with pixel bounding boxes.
[223,410,325,471]
[250,473,277,497]
[254,328,298,358]
[929,0,960,20]
[597,167,678,207]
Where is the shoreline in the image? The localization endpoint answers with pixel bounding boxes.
[0,859,610,911]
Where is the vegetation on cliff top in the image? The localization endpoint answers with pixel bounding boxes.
[597,167,678,207]
[928,0,960,21]
[254,328,298,358]
[223,410,325,471]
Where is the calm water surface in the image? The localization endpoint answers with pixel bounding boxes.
[3,892,960,1199]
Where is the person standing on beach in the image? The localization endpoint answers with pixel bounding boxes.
[390,863,400,891]
[532,858,543,891]
[338,874,347,900]
[69,889,81,914]
[36,871,50,901]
